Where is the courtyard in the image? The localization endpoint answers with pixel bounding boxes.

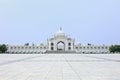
[0,54,120,80]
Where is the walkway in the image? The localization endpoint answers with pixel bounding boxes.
[0,54,120,80]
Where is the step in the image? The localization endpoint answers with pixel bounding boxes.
[45,50,76,54]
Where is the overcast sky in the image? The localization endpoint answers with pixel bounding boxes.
[0,0,120,45]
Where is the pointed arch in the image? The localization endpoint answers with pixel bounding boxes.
[57,41,65,51]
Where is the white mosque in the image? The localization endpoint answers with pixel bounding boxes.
[7,28,110,54]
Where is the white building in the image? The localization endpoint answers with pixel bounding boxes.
[7,28,109,53]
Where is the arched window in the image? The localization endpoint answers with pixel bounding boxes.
[68,47,71,50]
[25,47,27,49]
[68,43,71,46]
[51,43,54,46]
[87,47,89,49]
[105,47,108,49]
[22,47,24,49]
[29,47,31,49]
[33,47,35,49]
[98,47,100,49]
[83,47,85,49]
[44,47,46,49]
[14,47,16,49]
[102,47,104,49]
[94,47,96,49]
[11,47,13,49]
[36,47,39,49]
[51,47,54,50]
[91,47,93,49]
[40,47,42,49]
[18,47,20,49]
[76,47,78,49]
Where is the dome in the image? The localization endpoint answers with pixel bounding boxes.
[55,28,65,37]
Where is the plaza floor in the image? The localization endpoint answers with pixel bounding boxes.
[0,54,120,80]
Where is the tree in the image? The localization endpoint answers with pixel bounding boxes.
[0,44,8,53]
[109,45,120,53]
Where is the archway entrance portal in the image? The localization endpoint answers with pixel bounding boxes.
[57,41,65,51]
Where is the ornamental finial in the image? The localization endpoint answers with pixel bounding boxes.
[60,27,62,31]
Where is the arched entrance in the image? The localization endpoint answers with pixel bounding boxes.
[57,41,65,51]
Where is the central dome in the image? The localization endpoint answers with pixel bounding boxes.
[55,28,65,37]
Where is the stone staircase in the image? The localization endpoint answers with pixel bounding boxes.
[45,50,76,54]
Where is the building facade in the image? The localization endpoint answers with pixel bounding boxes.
[7,28,110,53]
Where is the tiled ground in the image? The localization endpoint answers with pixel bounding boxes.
[0,54,120,80]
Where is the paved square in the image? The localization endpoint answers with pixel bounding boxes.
[0,54,120,80]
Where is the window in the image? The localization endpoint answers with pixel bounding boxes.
[105,47,108,49]
[68,43,71,46]
[51,43,54,46]
[67,38,71,40]
[87,47,89,49]
[91,47,93,49]
[29,47,31,49]
[11,47,13,49]
[33,47,35,49]
[102,47,104,49]
[51,47,54,50]
[18,47,20,49]
[76,47,78,49]
[68,47,71,50]
[98,47,100,49]
[14,47,16,49]
[83,47,85,49]
[79,47,81,49]
[25,47,27,49]
[94,47,96,49]
[22,47,24,49]
[44,47,46,49]
[40,47,42,49]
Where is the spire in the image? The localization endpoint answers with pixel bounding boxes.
[60,27,62,31]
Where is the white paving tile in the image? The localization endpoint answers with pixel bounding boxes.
[0,54,120,80]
